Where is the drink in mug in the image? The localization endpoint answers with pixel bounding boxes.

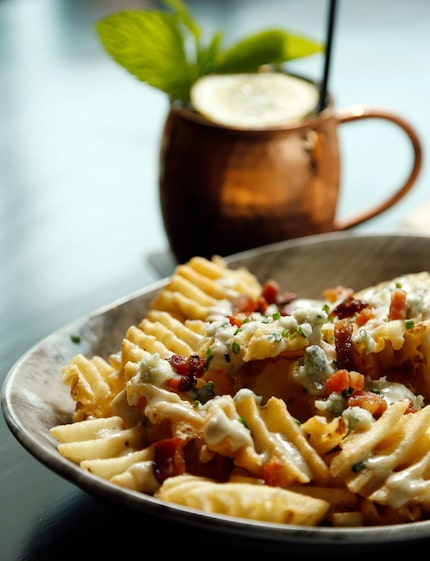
[159,72,422,264]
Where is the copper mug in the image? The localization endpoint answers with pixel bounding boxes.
[159,97,422,264]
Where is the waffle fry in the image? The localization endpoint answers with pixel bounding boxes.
[302,415,349,455]
[109,314,204,371]
[51,415,146,462]
[149,256,262,321]
[330,401,430,508]
[156,474,329,526]
[61,355,122,421]
[232,393,330,483]
[52,261,430,527]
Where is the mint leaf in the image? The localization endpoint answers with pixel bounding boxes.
[217,29,324,73]
[283,32,325,60]
[95,10,196,101]
[164,0,200,42]
[95,1,324,102]
[196,31,224,76]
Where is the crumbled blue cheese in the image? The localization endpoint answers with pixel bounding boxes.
[315,392,346,417]
[138,353,174,385]
[293,344,334,395]
[342,406,374,431]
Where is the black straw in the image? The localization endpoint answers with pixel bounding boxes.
[318,0,338,112]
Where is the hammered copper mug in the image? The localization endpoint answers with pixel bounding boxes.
[159,97,422,264]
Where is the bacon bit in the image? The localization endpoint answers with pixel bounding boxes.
[227,315,243,328]
[154,439,233,484]
[183,440,233,482]
[334,318,355,370]
[261,279,281,304]
[153,437,186,483]
[167,354,206,377]
[231,281,298,316]
[231,294,257,314]
[165,372,196,392]
[331,295,369,320]
[355,306,375,327]
[165,354,207,392]
[277,290,298,307]
[347,391,387,418]
[255,295,270,313]
[261,279,298,309]
[388,288,407,321]
[326,369,365,395]
[323,285,354,303]
[401,400,418,414]
[262,456,290,487]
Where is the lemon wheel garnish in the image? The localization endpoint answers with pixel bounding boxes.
[190,72,319,128]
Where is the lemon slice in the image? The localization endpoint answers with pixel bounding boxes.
[190,72,319,128]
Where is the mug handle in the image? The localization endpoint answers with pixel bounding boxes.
[334,104,422,230]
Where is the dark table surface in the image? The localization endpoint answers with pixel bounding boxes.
[2,0,430,558]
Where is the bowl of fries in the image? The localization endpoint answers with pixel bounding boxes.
[4,230,430,553]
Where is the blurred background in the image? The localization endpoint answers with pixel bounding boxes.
[1,0,429,378]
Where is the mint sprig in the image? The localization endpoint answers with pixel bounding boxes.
[95,0,324,103]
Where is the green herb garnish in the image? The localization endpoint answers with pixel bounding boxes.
[95,0,324,103]
[352,461,366,473]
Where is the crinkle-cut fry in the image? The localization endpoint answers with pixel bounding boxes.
[109,332,160,371]
[261,398,331,481]
[138,318,198,356]
[146,310,204,350]
[148,290,214,322]
[202,395,256,459]
[330,402,430,508]
[330,401,408,480]
[287,484,358,521]
[362,321,430,401]
[328,511,364,527]
[201,394,271,477]
[111,459,160,493]
[183,256,261,295]
[352,320,430,394]
[161,274,217,306]
[110,312,204,373]
[51,415,123,442]
[172,259,261,301]
[396,321,430,400]
[302,415,349,455]
[128,381,205,434]
[61,354,121,421]
[122,325,172,360]
[156,474,329,526]
[81,448,152,477]
[149,256,262,322]
[358,497,424,525]
[232,394,329,484]
[174,256,261,297]
[173,264,233,301]
[55,424,146,463]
